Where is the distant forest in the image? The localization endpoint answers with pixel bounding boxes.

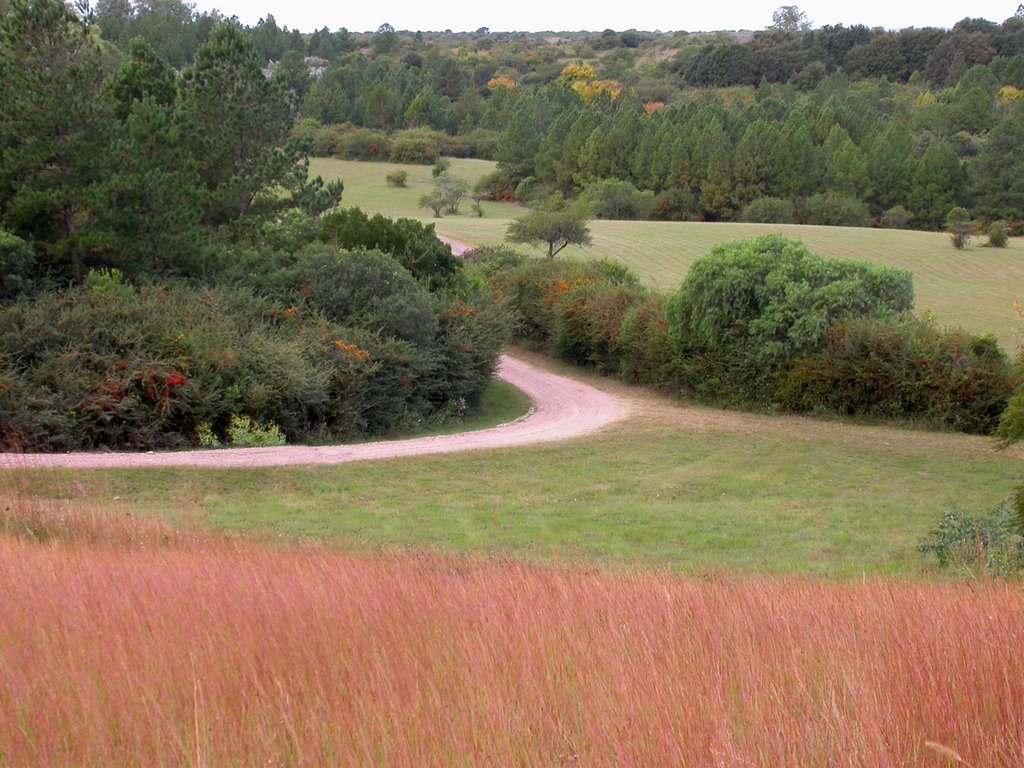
[17,2,1024,228]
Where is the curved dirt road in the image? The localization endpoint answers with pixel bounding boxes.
[0,355,623,470]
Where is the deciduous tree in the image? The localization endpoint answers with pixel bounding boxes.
[506,208,592,258]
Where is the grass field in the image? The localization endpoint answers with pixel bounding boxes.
[8,350,1022,576]
[313,157,1024,352]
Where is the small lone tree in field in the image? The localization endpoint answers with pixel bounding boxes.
[419,191,444,217]
[435,171,469,214]
[946,207,973,249]
[506,208,592,258]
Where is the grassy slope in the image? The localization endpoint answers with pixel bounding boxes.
[10,350,1023,576]
[313,157,1024,351]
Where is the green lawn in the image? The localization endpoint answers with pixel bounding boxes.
[313,158,1024,351]
[8,351,1022,577]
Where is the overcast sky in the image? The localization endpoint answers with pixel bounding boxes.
[184,1,1020,34]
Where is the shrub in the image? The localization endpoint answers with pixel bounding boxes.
[777,317,1012,434]
[616,295,680,387]
[445,129,500,160]
[420,191,445,217]
[738,196,795,224]
[341,128,389,160]
[649,187,698,221]
[947,206,973,249]
[291,246,440,347]
[581,178,654,220]
[880,205,912,229]
[433,172,470,215]
[385,170,408,188]
[311,124,348,156]
[802,193,872,227]
[0,286,352,451]
[665,235,915,403]
[431,158,451,178]
[988,220,1009,247]
[389,129,443,164]
[0,230,38,302]
[475,170,518,202]
[918,505,1023,577]
[319,207,458,290]
[226,415,287,447]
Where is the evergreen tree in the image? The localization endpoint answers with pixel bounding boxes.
[0,0,118,278]
[971,106,1024,220]
[823,124,868,198]
[177,24,297,223]
[908,139,965,229]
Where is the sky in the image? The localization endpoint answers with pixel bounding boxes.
[184,1,1020,34]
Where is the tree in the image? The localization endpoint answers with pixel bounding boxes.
[177,24,297,223]
[946,206,973,249]
[433,172,469,215]
[771,6,810,33]
[506,208,592,258]
[0,0,117,278]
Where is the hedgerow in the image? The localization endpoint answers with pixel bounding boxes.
[471,235,1011,434]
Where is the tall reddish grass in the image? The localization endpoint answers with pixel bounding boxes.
[0,503,1022,767]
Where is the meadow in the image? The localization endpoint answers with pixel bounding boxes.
[1,505,1021,767]
[314,157,1024,352]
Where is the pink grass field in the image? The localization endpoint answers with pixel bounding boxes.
[1,509,1023,767]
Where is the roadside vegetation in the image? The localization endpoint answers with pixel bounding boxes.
[0,2,509,452]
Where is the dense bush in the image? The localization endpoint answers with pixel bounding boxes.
[389,128,444,164]
[0,230,38,302]
[739,196,796,224]
[988,220,1009,247]
[385,170,408,187]
[581,178,654,220]
[261,245,440,347]
[474,236,1010,434]
[0,268,509,451]
[666,235,913,366]
[0,285,351,450]
[649,187,699,221]
[802,193,873,227]
[445,129,501,160]
[778,318,1012,433]
[340,128,390,160]
[880,205,913,229]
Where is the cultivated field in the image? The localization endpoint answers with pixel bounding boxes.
[1,505,1022,768]
[313,158,1024,351]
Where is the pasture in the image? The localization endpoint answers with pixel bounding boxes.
[313,157,1024,351]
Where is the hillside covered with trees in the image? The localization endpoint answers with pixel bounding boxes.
[71,1,1024,232]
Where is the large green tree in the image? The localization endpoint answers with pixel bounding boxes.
[177,23,302,224]
[0,0,117,278]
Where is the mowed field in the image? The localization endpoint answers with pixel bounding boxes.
[313,157,1024,352]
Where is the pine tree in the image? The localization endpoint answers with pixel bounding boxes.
[177,23,296,224]
[0,0,118,278]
